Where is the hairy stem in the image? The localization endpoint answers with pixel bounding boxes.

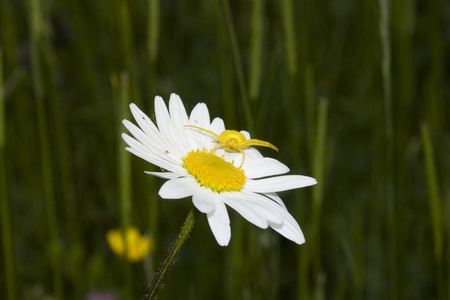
[142,209,196,300]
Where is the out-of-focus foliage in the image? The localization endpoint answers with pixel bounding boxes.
[0,0,449,299]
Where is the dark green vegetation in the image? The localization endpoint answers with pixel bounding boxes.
[1,0,449,299]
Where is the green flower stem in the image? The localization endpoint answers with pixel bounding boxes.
[142,209,197,300]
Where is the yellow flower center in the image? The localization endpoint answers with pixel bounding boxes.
[182,149,246,193]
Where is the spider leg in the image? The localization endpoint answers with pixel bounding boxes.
[240,139,279,152]
[185,125,221,140]
[238,149,246,168]
[211,144,220,153]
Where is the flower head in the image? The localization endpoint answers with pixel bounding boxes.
[122,94,317,246]
[106,227,153,262]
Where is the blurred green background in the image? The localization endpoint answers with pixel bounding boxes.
[1,0,449,299]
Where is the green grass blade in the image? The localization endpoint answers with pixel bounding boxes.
[310,98,328,277]
[379,0,397,296]
[0,48,4,148]
[148,0,160,66]
[221,0,253,132]
[29,0,64,297]
[249,0,263,102]
[214,0,236,127]
[117,72,133,299]
[305,65,315,159]
[147,0,160,98]
[118,0,141,107]
[281,0,297,75]
[421,123,444,298]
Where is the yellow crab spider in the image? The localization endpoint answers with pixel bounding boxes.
[185,125,278,167]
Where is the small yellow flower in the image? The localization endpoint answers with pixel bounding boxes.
[106,227,153,262]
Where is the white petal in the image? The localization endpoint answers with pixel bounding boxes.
[122,131,151,154]
[222,151,245,167]
[214,195,230,224]
[222,192,268,229]
[189,102,210,128]
[169,94,196,151]
[240,130,251,140]
[122,120,158,151]
[124,144,184,175]
[240,191,284,225]
[144,171,184,179]
[264,192,287,210]
[207,196,231,246]
[185,124,217,150]
[168,94,188,121]
[125,149,181,174]
[243,158,290,178]
[269,209,305,244]
[210,117,225,135]
[188,103,211,146]
[244,148,264,160]
[158,177,199,199]
[154,97,185,156]
[154,96,171,131]
[129,103,165,146]
[122,132,183,170]
[245,175,317,193]
[122,122,180,165]
[192,187,216,213]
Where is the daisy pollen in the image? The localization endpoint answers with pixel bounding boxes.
[122,93,317,246]
[182,148,246,193]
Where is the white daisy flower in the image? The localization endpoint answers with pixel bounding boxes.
[122,93,317,246]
